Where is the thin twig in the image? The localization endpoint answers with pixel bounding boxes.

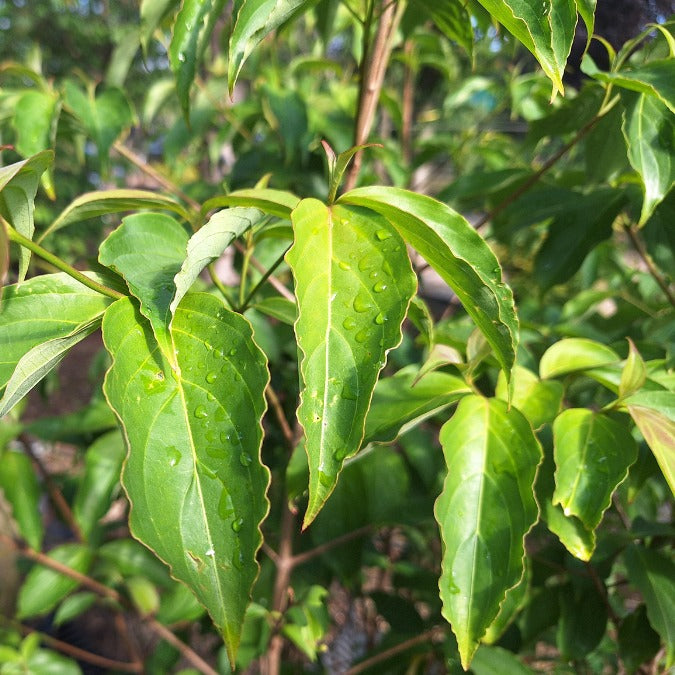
[624,222,675,307]
[265,385,295,451]
[20,435,84,543]
[240,245,292,312]
[147,618,218,675]
[8,620,142,673]
[234,240,295,302]
[112,141,201,212]
[291,526,372,567]
[345,626,446,674]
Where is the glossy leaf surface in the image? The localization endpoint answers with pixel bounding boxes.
[0,450,44,550]
[540,338,619,379]
[0,151,53,282]
[435,396,541,668]
[496,365,562,428]
[0,318,100,418]
[553,409,637,530]
[171,207,263,315]
[625,391,675,495]
[623,544,675,668]
[621,90,674,225]
[364,365,470,445]
[228,0,313,92]
[17,544,93,618]
[102,293,269,662]
[169,0,227,118]
[619,338,647,398]
[99,213,189,367]
[0,273,112,389]
[73,430,126,539]
[286,199,416,526]
[202,189,299,219]
[340,186,518,379]
[39,189,189,243]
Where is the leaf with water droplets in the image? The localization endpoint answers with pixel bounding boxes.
[102,293,269,665]
[552,409,637,531]
[434,396,541,669]
[99,212,189,368]
[340,187,518,382]
[286,199,416,527]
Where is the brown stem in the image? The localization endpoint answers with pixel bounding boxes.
[345,626,446,674]
[585,562,621,626]
[20,435,84,543]
[345,0,403,191]
[0,534,217,675]
[112,141,201,212]
[291,526,372,567]
[265,385,295,450]
[8,620,142,673]
[624,222,675,307]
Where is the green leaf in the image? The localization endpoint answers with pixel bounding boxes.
[413,0,473,57]
[496,365,563,429]
[473,0,581,97]
[618,605,661,673]
[471,645,533,674]
[556,579,607,659]
[624,391,675,496]
[623,545,675,668]
[202,189,300,219]
[434,396,542,668]
[364,365,470,445]
[539,338,620,379]
[98,538,172,587]
[252,297,297,325]
[0,319,101,418]
[340,186,518,379]
[141,0,179,51]
[53,592,97,627]
[17,543,93,618]
[228,0,313,92]
[12,90,60,199]
[621,90,674,225]
[171,207,264,315]
[102,294,269,664]
[99,213,189,368]
[619,339,647,398]
[281,586,329,661]
[169,0,227,119]
[0,450,43,550]
[0,151,53,282]
[38,189,190,244]
[286,199,416,526]
[0,216,8,288]
[482,567,529,645]
[126,576,161,615]
[552,409,637,530]
[63,81,134,165]
[0,273,112,389]
[73,430,126,539]
[583,58,675,114]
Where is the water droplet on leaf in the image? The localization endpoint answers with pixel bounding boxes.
[374,312,386,325]
[194,405,208,419]
[353,295,372,313]
[342,317,357,330]
[239,452,253,467]
[231,518,244,533]
[375,229,392,241]
[355,328,370,343]
[373,281,387,293]
[206,371,217,384]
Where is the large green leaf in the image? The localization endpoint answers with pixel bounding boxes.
[364,365,470,445]
[340,187,518,379]
[434,396,542,668]
[0,450,44,550]
[623,544,675,668]
[412,0,473,57]
[286,199,416,526]
[72,430,126,540]
[556,578,607,659]
[0,318,101,418]
[621,90,674,225]
[624,391,675,496]
[102,293,269,663]
[473,0,586,97]
[0,273,112,389]
[17,543,93,618]
[169,0,227,119]
[539,338,619,379]
[63,81,134,165]
[0,151,53,282]
[171,207,264,315]
[552,409,637,530]
[12,90,60,199]
[99,213,189,368]
[228,0,313,92]
[38,189,190,243]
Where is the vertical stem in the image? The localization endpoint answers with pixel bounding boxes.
[344,0,404,191]
[401,39,415,165]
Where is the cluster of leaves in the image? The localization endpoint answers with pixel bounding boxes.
[0,1,673,673]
